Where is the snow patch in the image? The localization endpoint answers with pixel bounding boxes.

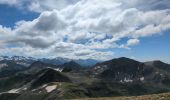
[140,77,144,81]
[0,63,8,69]
[120,77,133,83]
[94,66,100,70]
[45,85,57,93]
[120,78,133,83]
[23,87,27,90]
[46,67,63,72]
[42,84,47,88]
[124,78,133,83]
[54,68,63,72]
[8,88,20,93]
[16,62,30,67]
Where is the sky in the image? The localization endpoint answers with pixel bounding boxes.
[0,0,170,63]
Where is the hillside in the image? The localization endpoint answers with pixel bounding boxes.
[73,92,170,100]
[0,57,170,100]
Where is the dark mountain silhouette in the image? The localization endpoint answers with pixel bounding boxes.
[91,57,170,84]
[0,60,26,77]
[75,59,100,67]
[38,57,99,67]
[38,57,70,65]
[31,68,71,88]
[23,61,58,74]
[145,60,170,71]
[61,61,82,72]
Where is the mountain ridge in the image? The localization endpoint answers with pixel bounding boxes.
[0,57,170,100]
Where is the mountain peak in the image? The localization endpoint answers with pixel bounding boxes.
[30,61,44,67]
[24,61,58,74]
[114,57,138,62]
[146,60,170,71]
[61,61,82,72]
[29,61,58,69]
[31,68,71,88]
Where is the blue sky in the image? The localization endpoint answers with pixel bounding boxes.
[0,4,39,28]
[114,30,170,63]
[0,0,170,63]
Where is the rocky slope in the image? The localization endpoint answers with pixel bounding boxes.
[0,57,170,100]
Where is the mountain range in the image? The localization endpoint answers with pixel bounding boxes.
[0,56,170,100]
[0,56,99,67]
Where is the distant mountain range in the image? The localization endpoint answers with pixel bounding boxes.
[0,56,170,100]
[0,56,100,67]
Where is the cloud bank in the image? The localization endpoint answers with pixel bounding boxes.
[0,0,170,60]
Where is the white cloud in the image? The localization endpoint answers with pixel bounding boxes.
[0,25,12,35]
[127,39,140,46]
[28,0,80,12]
[119,38,140,49]
[116,0,170,11]
[0,0,80,12]
[27,0,170,13]
[0,0,170,60]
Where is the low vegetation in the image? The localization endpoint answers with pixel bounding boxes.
[73,92,170,100]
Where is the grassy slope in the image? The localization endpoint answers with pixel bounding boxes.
[72,92,170,100]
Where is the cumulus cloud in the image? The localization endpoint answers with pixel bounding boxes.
[0,25,12,35]
[28,0,80,12]
[0,0,170,60]
[119,38,140,49]
[127,39,140,46]
[0,0,80,12]
[13,0,170,13]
